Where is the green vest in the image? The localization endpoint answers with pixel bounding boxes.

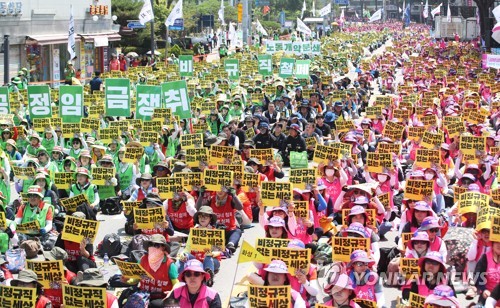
[16,138,29,153]
[26,145,38,157]
[167,137,179,158]
[69,148,81,160]
[0,181,10,210]
[117,164,133,192]
[41,138,55,156]
[149,152,161,169]
[70,183,97,204]
[21,202,53,233]
[22,178,35,193]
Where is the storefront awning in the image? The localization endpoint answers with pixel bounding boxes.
[79,32,121,47]
[26,34,81,46]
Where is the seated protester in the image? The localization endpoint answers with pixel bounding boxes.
[259,205,298,237]
[24,132,43,158]
[138,234,179,307]
[177,206,222,287]
[236,166,264,224]
[129,173,155,202]
[402,252,453,301]
[76,268,119,308]
[34,172,59,209]
[115,147,138,199]
[287,240,319,307]
[424,285,461,308]
[131,193,174,241]
[417,216,448,261]
[69,168,100,209]
[0,254,13,285]
[143,142,166,170]
[240,140,255,162]
[95,155,120,201]
[404,231,430,259]
[485,283,500,308]
[317,161,348,209]
[77,149,95,171]
[14,185,54,244]
[166,259,221,307]
[0,191,17,247]
[196,186,243,253]
[423,165,449,214]
[55,212,96,273]
[344,205,380,245]
[15,158,39,194]
[292,189,319,245]
[347,250,384,306]
[42,247,77,308]
[246,158,269,181]
[63,135,88,160]
[0,164,11,205]
[271,122,287,151]
[164,190,196,234]
[41,127,58,156]
[302,122,322,160]
[90,143,106,163]
[5,139,23,166]
[11,270,52,308]
[280,124,307,167]
[466,225,491,300]
[265,217,291,239]
[322,273,361,308]
[253,122,275,149]
[58,157,77,199]
[263,101,280,124]
[454,153,492,193]
[343,222,380,265]
[474,238,500,306]
[256,159,284,182]
[51,146,65,172]
[398,200,436,238]
[36,147,58,183]
[152,161,172,185]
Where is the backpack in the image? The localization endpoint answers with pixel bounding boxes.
[5,248,26,273]
[101,197,122,215]
[125,235,150,258]
[99,233,122,258]
[313,242,333,265]
[123,291,150,308]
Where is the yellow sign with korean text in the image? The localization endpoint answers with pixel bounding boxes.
[247,285,291,308]
[421,130,444,149]
[261,181,293,206]
[313,144,341,164]
[61,216,100,244]
[133,207,165,230]
[62,284,107,308]
[404,179,434,200]
[115,259,153,279]
[16,220,40,234]
[174,172,203,189]
[289,168,316,190]
[332,237,371,262]
[366,152,392,173]
[156,177,183,199]
[460,135,486,155]
[122,201,141,216]
[203,169,234,191]
[270,247,310,274]
[249,148,274,164]
[415,149,440,169]
[0,286,36,308]
[255,238,290,257]
[209,145,236,164]
[180,133,204,149]
[123,147,144,163]
[400,258,420,280]
[238,240,269,263]
[382,121,404,141]
[188,228,226,251]
[91,167,114,186]
[409,292,426,308]
[186,148,208,168]
[53,172,75,189]
[60,194,89,213]
[26,260,64,289]
[242,172,261,192]
[459,191,489,214]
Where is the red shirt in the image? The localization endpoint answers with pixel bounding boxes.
[16,202,53,221]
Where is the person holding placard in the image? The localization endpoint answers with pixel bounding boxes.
[259,205,298,238]
[343,222,380,265]
[345,205,380,246]
[418,216,448,261]
[322,273,361,307]
[404,231,430,259]
[292,189,322,245]
[465,224,492,299]
[69,168,99,209]
[76,149,95,171]
[95,155,120,200]
[399,201,436,241]
[280,124,306,167]
[34,172,59,210]
[24,132,43,158]
[4,139,23,167]
[129,173,155,202]
[286,239,319,307]
[318,161,348,211]
[116,147,138,199]
[42,247,77,308]
[347,250,385,306]
[41,127,58,157]
[10,269,52,308]
[63,134,88,160]
[14,185,54,242]
[74,268,119,308]
[164,190,196,234]
[474,238,500,306]
[423,285,461,308]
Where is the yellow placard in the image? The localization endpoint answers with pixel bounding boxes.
[62,284,107,308]
[293,201,309,219]
[60,194,89,213]
[332,237,371,262]
[342,208,377,227]
[404,179,434,200]
[460,135,486,155]
[459,191,489,214]
[61,216,100,244]
[366,152,392,173]
[261,181,293,206]
[139,131,158,146]
[217,164,243,183]
[353,299,377,308]
[142,120,163,133]
[174,172,203,189]
[98,128,119,144]
[255,238,290,257]
[249,148,274,163]
[186,148,208,168]
[133,207,165,230]
[454,186,468,204]
[415,149,440,169]
[245,127,255,139]
[115,259,153,279]
[203,169,234,191]
[209,145,236,165]
[62,123,82,138]
[491,216,500,242]
[270,247,310,274]
[123,147,144,163]
[409,292,426,308]
[156,177,183,199]
[90,167,114,186]
[446,121,465,137]
[16,220,40,234]
[0,212,6,229]
[33,118,52,132]
[289,168,316,190]
[187,228,225,252]
[401,232,413,250]
[12,166,35,180]
[335,119,355,133]
[192,122,208,133]
[180,133,204,149]
[421,130,443,149]
[247,285,291,308]
[408,127,426,141]
[399,258,420,280]
[313,144,341,164]
[80,118,100,133]
[238,240,269,263]
[0,285,37,307]
[122,201,141,216]
[382,121,404,141]
[26,260,64,289]
[53,172,75,190]
[331,142,352,158]
[242,172,261,192]
[365,106,383,119]
[377,143,401,155]
[477,206,500,231]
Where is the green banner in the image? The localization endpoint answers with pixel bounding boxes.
[59,86,84,123]
[295,60,311,79]
[179,55,194,77]
[279,58,295,79]
[136,85,162,121]
[224,59,240,81]
[161,80,191,120]
[258,55,272,76]
[0,87,9,114]
[28,85,52,119]
[105,78,131,117]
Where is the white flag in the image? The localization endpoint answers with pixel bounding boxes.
[218,0,225,25]
[446,2,451,22]
[301,0,306,19]
[355,11,359,18]
[369,8,382,22]
[296,17,312,36]
[339,9,345,22]
[165,0,183,27]
[319,3,331,16]
[68,5,76,60]
[256,19,268,36]
[423,0,429,19]
[431,3,442,19]
[139,0,154,25]
[493,5,500,23]
[312,0,315,17]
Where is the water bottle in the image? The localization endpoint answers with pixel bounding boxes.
[103,253,109,268]
[450,266,456,284]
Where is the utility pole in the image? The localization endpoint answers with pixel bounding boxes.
[3,35,9,85]
[383,0,386,21]
[242,0,249,45]
[150,0,156,65]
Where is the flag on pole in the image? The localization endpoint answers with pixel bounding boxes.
[296,17,312,36]
[237,241,269,264]
[218,0,225,25]
[431,3,442,19]
[404,5,411,25]
[423,0,429,19]
[68,5,76,60]
[312,0,316,17]
[319,3,331,17]
[493,5,500,23]
[355,11,359,19]
[447,2,451,22]
[301,0,306,19]
[256,19,268,36]
[369,8,382,22]
[139,0,154,24]
[339,9,345,22]
[401,0,405,19]
[165,0,183,27]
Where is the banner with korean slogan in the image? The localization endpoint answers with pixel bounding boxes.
[421,130,444,149]
[261,181,293,206]
[257,55,272,76]
[242,172,260,193]
[409,292,426,308]
[399,258,420,280]
[217,164,243,185]
[365,106,383,119]
[459,191,489,215]
[26,260,64,289]
[123,147,144,163]
[174,172,203,189]
[477,206,500,230]
[255,238,290,257]
[332,237,371,262]
[156,177,183,199]
[0,285,37,308]
[115,259,153,280]
[270,247,310,274]
[209,145,235,164]
[90,167,114,186]
[12,166,36,180]
[81,118,99,133]
[188,228,225,251]
[265,40,320,55]
[0,212,6,229]
[105,78,131,117]
[460,135,486,155]
[180,133,203,149]
[224,59,240,81]
[249,148,274,164]
[377,143,401,155]
[238,240,269,263]
[59,86,83,123]
[292,201,309,219]
[248,285,291,308]
[16,220,40,234]
[366,152,392,173]
[61,216,100,244]
[203,169,234,191]
[313,144,341,164]
[135,85,162,121]
[161,80,191,119]
[279,58,295,78]
[53,172,75,190]
[62,284,107,308]
[0,87,10,114]
[186,148,208,168]
[353,299,377,308]
[33,118,51,132]
[133,207,165,229]
[404,179,434,200]
[139,131,159,146]
[179,55,193,77]
[491,216,500,242]
[60,194,89,213]
[415,149,440,169]
[295,60,310,79]
[62,123,82,138]
[28,85,52,119]
[289,168,316,190]
[382,121,404,141]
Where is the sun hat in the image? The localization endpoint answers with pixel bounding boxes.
[324,273,354,294]
[43,247,68,261]
[74,167,92,180]
[27,185,44,198]
[72,211,87,219]
[264,260,289,274]
[349,250,375,267]
[266,205,289,217]
[153,161,171,174]
[346,222,368,238]
[143,234,170,252]
[265,216,286,230]
[348,205,369,221]
[77,268,107,287]
[407,231,430,250]
[98,154,115,165]
[193,206,218,226]
[287,239,305,249]
[247,158,262,166]
[418,251,447,272]
[11,270,42,287]
[424,285,461,307]
[288,123,302,133]
[353,196,370,205]
[135,173,153,185]
[52,146,63,154]
[178,259,210,282]
[419,216,442,231]
[410,170,425,178]
[468,183,481,192]
[413,201,433,212]
[78,149,92,159]
[461,173,476,182]
[258,122,270,129]
[6,139,17,150]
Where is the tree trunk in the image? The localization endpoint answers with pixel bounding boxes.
[474,0,496,50]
